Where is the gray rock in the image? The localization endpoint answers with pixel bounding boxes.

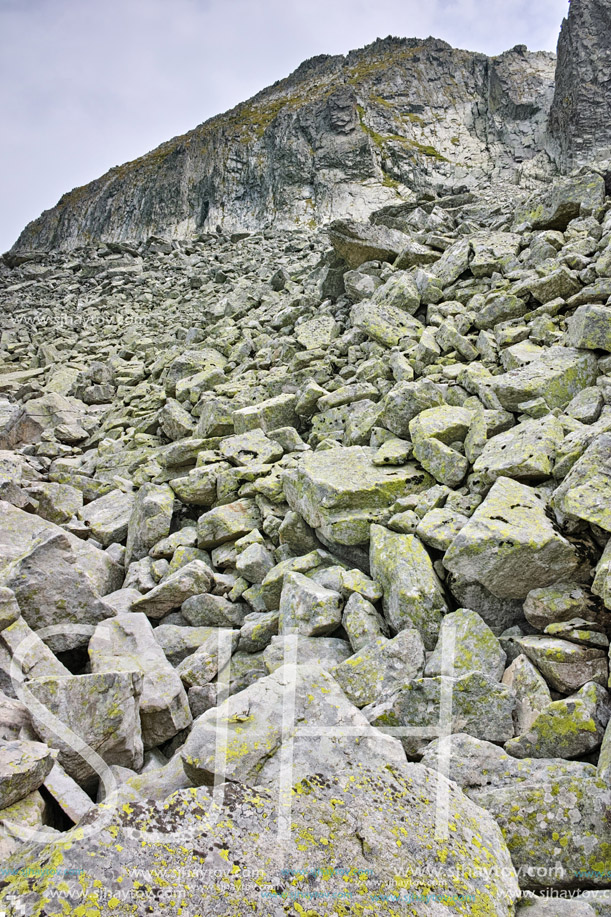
[342,592,386,651]
[0,501,121,651]
[130,560,213,619]
[524,582,600,630]
[283,447,432,546]
[0,764,519,916]
[370,525,447,650]
[502,654,552,733]
[567,304,611,352]
[78,489,135,546]
[505,681,611,758]
[332,630,425,707]
[26,671,144,788]
[513,635,608,693]
[366,672,515,756]
[425,608,506,681]
[443,477,580,600]
[197,498,261,549]
[278,572,342,636]
[124,483,174,566]
[181,663,407,786]
[0,739,55,810]
[489,346,598,411]
[89,613,192,748]
[552,432,611,532]
[262,635,351,672]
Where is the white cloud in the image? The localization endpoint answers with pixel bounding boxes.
[0,0,569,250]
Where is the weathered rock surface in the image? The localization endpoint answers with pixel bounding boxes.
[4,16,611,903]
[0,764,519,916]
[11,38,557,250]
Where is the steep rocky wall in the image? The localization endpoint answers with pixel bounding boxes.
[548,0,611,168]
[11,37,555,251]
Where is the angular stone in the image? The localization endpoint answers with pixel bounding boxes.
[284,447,432,546]
[0,738,55,810]
[489,346,598,411]
[431,237,472,286]
[567,304,611,352]
[279,572,342,637]
[350,299,422,347]
[154,624,220,666]
[593,539,611,611]
[410,405,472,487]
[473,416,563,484]
[294,314,339,350]
[0,587,20,633]
[470,231,521,277]
[425,608,506,681]
[232,393,298,435]
[380,378,444,437]
[328,219,409,268]
[514,635,608,693]
[332,630,425,707]
[502,654,552,734]
[238,611,279,653]
[169,462,229,506]
[443,477,580,600]
[182,593,248,627]
[505,681,611,759]
[566,385,604,424]
[1,764,519,915]
[89,613,192,748]
[370,525,447,650]
[176,630,239,688]
[219,428,283,466]
[159,398,194,440]
[263,635,351,672]
[1,392,87,448]
[475,293,529,330]
[181,664,406,786]
[131,560,213,619]
[552,433,611,532]
[235,542,274,584]
[26,671,144,788]
[196,498,261,549]
[416,507,469,551]
[43,760,95,824]
[0,501,121,652]
[371,270,420,313]
[165,348,226,397]
[528,265,581,304]
[524,582,599,631]
[2,617,70,680]
[516,173,606,231]
[78,489,135,546]
[27,482,83,525]
[420,733,596,799]
[478,773,611,889]
[342,592,386,652]
[124,483,174,566]
[367,673,515,756]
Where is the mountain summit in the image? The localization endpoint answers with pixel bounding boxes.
[10,0,611,251]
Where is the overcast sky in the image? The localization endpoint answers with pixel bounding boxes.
[0,0,569,251]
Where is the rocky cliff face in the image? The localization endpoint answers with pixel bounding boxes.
[549,0,611,168]
[11,37,556,250]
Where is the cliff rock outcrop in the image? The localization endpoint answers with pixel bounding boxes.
[549,0,611,168]
[11,38,556,250]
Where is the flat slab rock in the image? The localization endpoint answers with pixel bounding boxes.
[0,764,519,916]
[443,476,580,600]
[283,446,432,546]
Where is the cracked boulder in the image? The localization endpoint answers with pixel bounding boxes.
[443,477,580,600]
